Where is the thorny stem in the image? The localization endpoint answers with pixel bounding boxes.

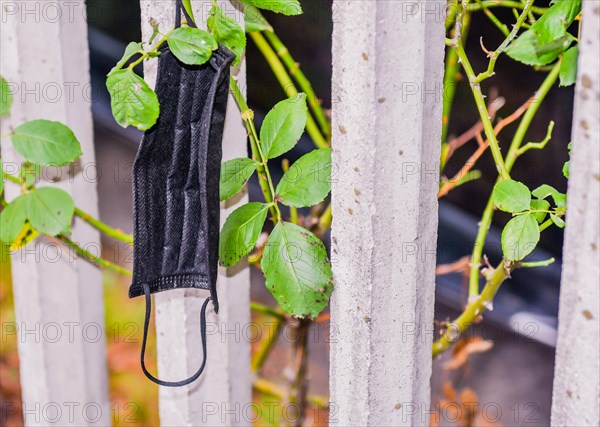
[464,0,547,15]
[75,208,133,244]
[289,319,311,427]
[453,42,511,180]
[229,76,281,223]
[473,0,534,83]
[253,377,328,411]
[433,260,514,357]
[466,62,561,299]
[249,32,328,150]
[59,235,133,277]
[252,316,285,373]
[262,30,331,141]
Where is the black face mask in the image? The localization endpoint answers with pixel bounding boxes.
[129,1,234,387]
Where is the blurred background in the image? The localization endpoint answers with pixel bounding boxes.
[1,0,572,426]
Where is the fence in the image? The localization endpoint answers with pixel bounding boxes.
[0,0,598,426]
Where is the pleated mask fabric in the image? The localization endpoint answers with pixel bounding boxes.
[129,2,235,387]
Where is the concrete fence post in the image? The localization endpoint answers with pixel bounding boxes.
[139,1,252,425]
[551,2,600,426]
[329,1,446,425]
[0,1,110,424]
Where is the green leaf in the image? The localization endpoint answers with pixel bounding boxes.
[531,0,581,45]
[106,68,159,131]
[219,202,270,267]
[506,29,574,66]
[109,42,143,75]
[530,198,551,223]
[502,213,540,261]
[492,179,531,213]
[0,158,3,197]
[243,5,273,32]
[208,5,246,66]
[0,195,29,244]
[220,157,259,201]
[27,187,74,236]
[260,93,308,159]
[559,46,579,87]
[0,76,12,116]
[8,222,39,250]
[261,222,333,318]
[276,148,332,207]
[239,0,302,16]
[563,142,572,178]
[531,184,567,208]
[168,27,217,65]
[550,214,566,228]
[11,120,82,166]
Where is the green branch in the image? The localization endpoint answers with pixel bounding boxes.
[434,260,514,357]
[262,30,331,141]
[59,235,132,277]
[229,76,282,223]
[474,0,534,83]
[467,62,561,298]
[249,32,328,149]
[75,208,133,244]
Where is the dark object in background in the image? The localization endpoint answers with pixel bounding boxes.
[129,2,234,386]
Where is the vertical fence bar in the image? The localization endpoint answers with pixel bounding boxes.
[0,1,109,424]
[329,1,445,425]
[551,2,600,426]
[139,1,252,425]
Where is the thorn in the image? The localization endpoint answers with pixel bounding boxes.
[479,37,492,57]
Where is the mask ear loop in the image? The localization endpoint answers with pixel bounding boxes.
[140,283,210,387]
[175,0,197,28]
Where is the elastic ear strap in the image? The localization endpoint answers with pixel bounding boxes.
[140,283,210,387]
[175,0,197,28]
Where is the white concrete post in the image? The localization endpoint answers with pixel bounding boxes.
[551,2,600,426]
[329,1,445,425]
[139,1,252,425]
[0,1,109,425]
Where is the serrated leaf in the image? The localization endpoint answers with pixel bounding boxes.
[550,214,566,228]
[559,46,579,87]
[492,180,531,213]
[244,4,273,32]
[27,187,74,236]
[168,27,217,65]
[220,157,259,201]
[0,195,29,244]
[219,202,269,267]
[260,94,308,159]
[106,68,159,131]
[109,42,143,75]
[530,198,551,223]
[261,222,333,318]
[502,213,540,261]
[506,29,574,66]
[239,0,302,16]
[11,120,82,166]
[0,76,12,116]
[208,5,246,66]
[531,0,581,45]
[276,148,332,207]
[531,184,567,208]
